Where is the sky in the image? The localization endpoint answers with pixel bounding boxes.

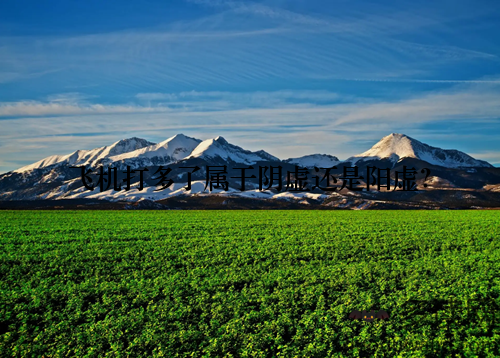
[1,0,500,172]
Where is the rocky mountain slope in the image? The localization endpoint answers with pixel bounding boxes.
[347,133,492,168]
[1,133,498,209]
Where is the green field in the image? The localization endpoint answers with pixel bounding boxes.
[1,210,500,357]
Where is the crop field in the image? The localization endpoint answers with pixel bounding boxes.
[1,210,500,357]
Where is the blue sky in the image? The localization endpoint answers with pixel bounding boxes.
[1,0,500,172]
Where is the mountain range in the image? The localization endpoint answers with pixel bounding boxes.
[1,133,499,209]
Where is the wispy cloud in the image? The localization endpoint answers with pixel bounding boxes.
[187,0,333,27]
[1,81,499,172]
[135,90,341,106]
[0,68,65,84]
[0,101,171,117]
[0,0,497,92]
[2,82,500,123]
[333,78,500,83]
[332,82,500,126]
[467,151,500,166]
[0,90,343,118]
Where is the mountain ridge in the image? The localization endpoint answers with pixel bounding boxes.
[2,132,498,208]
[347,133,492,168]
[14,137,155,174]
[8,132,493,176]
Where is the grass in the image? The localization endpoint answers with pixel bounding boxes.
[1,210,500,357]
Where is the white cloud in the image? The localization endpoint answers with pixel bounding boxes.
[2,82,500,125]
[1,81,500,172]
[0,0,496,90]
[0,68,65,84]
[0,101,172,117]
[332,82,500,126]
[468,151,500,164]
[135,90,340,105]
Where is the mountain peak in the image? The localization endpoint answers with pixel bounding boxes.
[103,137,155,158]
[109,134,202,162]
[109,137,155,155]
[187,136,278,164]
[285,154,340,168]
[387,132,406,137]
[214,136,228,145]
[159,133,201,146]
[381,132,411,140]
[169,133,190,140]
[348,133,492,168]
[116,136,146,142]
[362,133,418,159]
[383,133,409,141]
[13,136,155,173]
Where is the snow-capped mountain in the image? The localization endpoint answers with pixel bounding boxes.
[285,154,340,168]
[14,137,155,173]
[346,133,493,168]
[186,136,279,164]
[102,134,202,169]
[1,132,498,208]
[108,134,201,162]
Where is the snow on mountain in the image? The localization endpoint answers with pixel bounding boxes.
[14,137,155,173]
[284,154,340,168]
[4,132,498,205]
[186,136,279,164]
[108,134,201,163]
[62,180,238,201]
[346,133,493,168]
[62,180,327,202]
